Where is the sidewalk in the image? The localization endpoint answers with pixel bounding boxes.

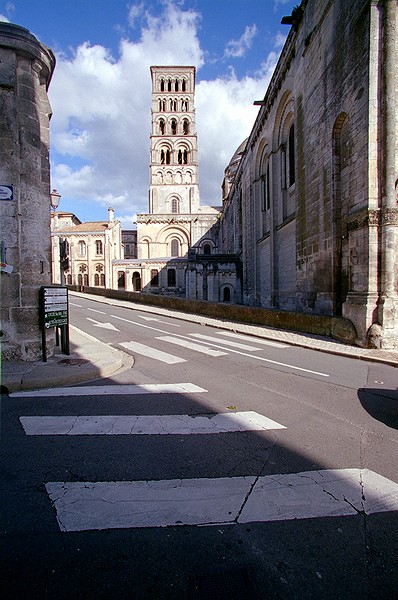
[1,325,134,394]
[2,291,397,394]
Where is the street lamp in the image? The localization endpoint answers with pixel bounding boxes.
[50,188,61,211]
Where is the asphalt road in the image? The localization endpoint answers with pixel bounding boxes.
[1,295,398,599]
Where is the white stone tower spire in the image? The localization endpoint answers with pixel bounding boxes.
[149,66,200,215]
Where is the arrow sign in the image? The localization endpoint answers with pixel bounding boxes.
[86,317,119,331]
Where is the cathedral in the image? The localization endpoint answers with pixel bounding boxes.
[52,0,398,350]
[112,65,241,303]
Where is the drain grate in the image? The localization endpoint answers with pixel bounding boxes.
[57,358,89,366]
[189,567,258,599]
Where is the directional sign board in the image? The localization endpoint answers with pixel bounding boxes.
[40,286,68,328]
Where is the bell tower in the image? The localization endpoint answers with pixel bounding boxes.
[149,66,200,215]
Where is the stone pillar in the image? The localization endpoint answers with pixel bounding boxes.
[376,0,398,348]
[0,23,56,360]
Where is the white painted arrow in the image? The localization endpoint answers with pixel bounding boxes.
[86,317,119,331]
[138,316,180,327]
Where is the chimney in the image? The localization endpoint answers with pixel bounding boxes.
[108,207,114,222]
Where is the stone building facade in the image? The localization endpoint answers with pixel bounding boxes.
[0,23,56,361]
[113,66,240,300]
[51,208,122,289]
[219,0,398,348]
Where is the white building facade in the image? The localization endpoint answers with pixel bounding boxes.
[51,208,122,289]
[113,66,229,298]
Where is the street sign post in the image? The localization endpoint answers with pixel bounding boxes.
[40,286,70,361]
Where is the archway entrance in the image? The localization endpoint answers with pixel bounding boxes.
[132,271,141,291]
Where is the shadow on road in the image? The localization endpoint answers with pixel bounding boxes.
[358,387,398,430]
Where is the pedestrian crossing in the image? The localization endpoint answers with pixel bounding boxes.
[20,411,286,436]
[45,469,398,532]
[113,329,330,377]
[15,382,398,533]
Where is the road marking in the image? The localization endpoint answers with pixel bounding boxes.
[139,316,180,327]
[87,308,107,315]
[45,469,398,532]
[190,333,260,351]
[86,317,119,331]
[10,383,206,398]
[111,314,169,334]
[218,331,289,348]
[157,336,227,357]
[119,341,186,364]
[20,411,286,436]
[187,335,329,376]
[102,314,329,377]
[69,302,83,307]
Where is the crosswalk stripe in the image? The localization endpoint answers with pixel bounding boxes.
[20,411,286,436]
[218,331,289,348]
[45,469,398,532]
[119,341,186,364]
[10,383,206,398]
[190,333,260,351]
[157,336,227,357]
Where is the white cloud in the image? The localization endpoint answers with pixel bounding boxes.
[274,31,287,49]
[128,2,145,28]
[49,2,279,227]
[224,24,257,59]
[0,14,10,21]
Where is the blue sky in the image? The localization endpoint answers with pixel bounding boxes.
[0,0,297,226]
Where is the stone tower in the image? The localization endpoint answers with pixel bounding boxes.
[0,23,55,361]
[132,66,220,291]
[149,66,200,216]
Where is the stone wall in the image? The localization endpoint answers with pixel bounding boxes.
[0,23,55,360]
[220,0,398,348]
[69,285,356,344]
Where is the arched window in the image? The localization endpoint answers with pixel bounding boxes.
[67,274,72,285]
[78,274,82,286]
[262,161,270,212]
[167,78,172,91]
[95,240,103,255]
[178,150,183,164]
[159,119,165,135]
[159,99,166,111]
[78,240,86,256]
[182,79,186,92]
[167,268,176,287]
[170,239,179,257]
[171,119,177,135]
[160,149,171,165]
[203,244,211,255]
[288,123,295,187]
[170,99,177,111]
[181,99,188,111]
[175,79,179,91]
[94,273,100,286]
[171,198,179,213]
[160,79,165,92]
[100,274,105,286]
[183,119,189,135]
[183,149,188,164]
[150,269,159,287]
[83,274,89,286]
